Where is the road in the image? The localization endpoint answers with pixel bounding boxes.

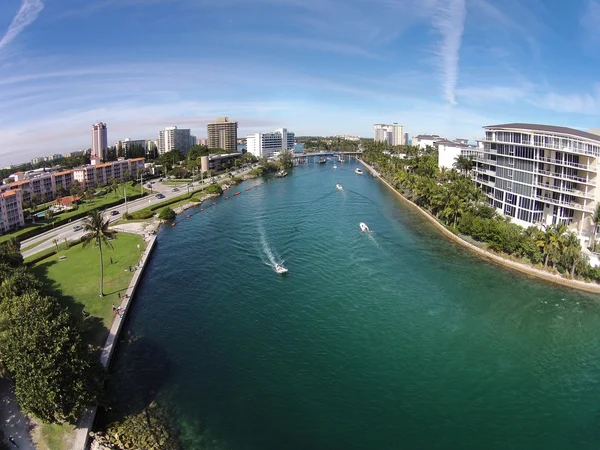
[21,166,258,259]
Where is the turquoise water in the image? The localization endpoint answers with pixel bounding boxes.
[109,160,600,450]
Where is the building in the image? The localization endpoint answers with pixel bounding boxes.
[200,153,243,172]
[92,122,108,160]
[73,158,145,189]
[197,138,209,146]
[158,126,191,155]
[189,135,197,148]
[0,189,24,233]
[437,140,482,170]
[336,134,361,141]
[412,134,441,150]
[374,124,405,146]
[246,128,295,158]
[146,140,157,152]
[207,117,238,152]
[31,157,42,165]
[473,123,600,243]
[121,138,146,155]
[404,133,409,146]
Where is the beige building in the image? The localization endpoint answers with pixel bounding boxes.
[0,189,24,233]
[73,158,145,189]
[92,122,108,160]
[207,117,238,152]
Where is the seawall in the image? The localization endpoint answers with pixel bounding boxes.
[70,233,159,450]
[359,159,600,295]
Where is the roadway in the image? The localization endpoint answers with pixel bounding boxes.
[21,165,258,259]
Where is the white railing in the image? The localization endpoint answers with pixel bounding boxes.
[535,168,596,185]
[485,138,600,158]
[533,194,594,212]
[533,181,595,199]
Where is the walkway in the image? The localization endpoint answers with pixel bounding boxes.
[70,233,158,449]
[0,378,36,450]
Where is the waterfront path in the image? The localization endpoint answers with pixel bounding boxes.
[70,233,158,450]
[359,159,600,294]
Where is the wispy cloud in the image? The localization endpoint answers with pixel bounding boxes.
[0,0,44,51]
[534,88,600,115]
[432,0,467,105]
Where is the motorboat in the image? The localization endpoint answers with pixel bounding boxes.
[360,222,369,232]
[355,168,363,175]
[275,264,288,274]
[275,170,288,178]
[333,164,337,169]
[319,157,327,164]
[336,184,343,190]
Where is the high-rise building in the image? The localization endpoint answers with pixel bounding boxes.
[92,122,108,160]
[246,128,295,158]
[207,117,238,152]
[157,126,192,155]
[373,123,405,146]
[473,123,600,242]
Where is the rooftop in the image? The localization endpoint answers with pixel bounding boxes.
[414,134,441,140]
[1,190,19,197]
[485,123,600,143]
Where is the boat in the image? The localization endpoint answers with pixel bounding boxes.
[319,157,327,164]
[359,222,369,232]
[275,170,288,178]
[333,164,337,169]
[336,184,343,190]
[355,168,363,175]
[275,264,288,274]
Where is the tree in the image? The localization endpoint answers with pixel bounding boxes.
[85,188,95,203]
[278,149,293,170]
[0,292,103,423]
[81,210,117,297]
[590,204,600,252]
[70,180,83,198]
[55,185,67,199]
[52,238,60,253]
[561,231,582,276]
[158,208,176,221]
[453,155,473,176]
[110,178,120,198]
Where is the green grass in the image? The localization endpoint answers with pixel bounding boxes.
[0,222,46,244]
[32,232,146,347]
[34,422,75,450]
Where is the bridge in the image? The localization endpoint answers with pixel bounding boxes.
[292,151,363,165]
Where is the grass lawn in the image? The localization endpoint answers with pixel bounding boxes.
[0,222,46,244]
[32,232,146,347]
[34,422,75,450]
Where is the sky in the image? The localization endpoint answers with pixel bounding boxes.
[0,0,599,165]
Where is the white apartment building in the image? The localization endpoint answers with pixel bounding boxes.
[374,124,405,146]
[92,122,108,160]
[412,134,441,150]
[336,134,361,141]
[158,126,191,155]
[437,140,482,170]
[246,128,295,158]
[473,123,600,243]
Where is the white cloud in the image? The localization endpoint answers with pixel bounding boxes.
[535,90,600,115]
[432,0,467,105]
[581,0,600,44]
[0,0,44,51]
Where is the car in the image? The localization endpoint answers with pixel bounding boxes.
[158,178,163,182]
[156,194,165,199]
[111,210,120,216]
[73,225,83,232]
[147,184,152,188]
[172,188,179,192]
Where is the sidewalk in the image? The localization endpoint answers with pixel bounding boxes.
[70,233,158,450]
[0,378,36,450]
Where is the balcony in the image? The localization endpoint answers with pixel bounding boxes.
[474,176,495,187]
[535,156,595,171]
[533,181,595,199]
[482,137,600,158]
[533,194,594,212]
[536,168,596,186]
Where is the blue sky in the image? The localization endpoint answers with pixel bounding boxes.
[0,0,599,165]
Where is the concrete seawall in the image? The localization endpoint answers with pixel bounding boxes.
[359,159,600,295]
[70,233,158,450]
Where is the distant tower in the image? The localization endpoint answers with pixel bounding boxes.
[207,117,238,152]
[92,122,108,161]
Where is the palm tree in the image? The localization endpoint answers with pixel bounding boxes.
[52,238,60,253]
[590,204,600,252]
[561,231,582,276]
[81,210,117,297]
[453,155,473,176]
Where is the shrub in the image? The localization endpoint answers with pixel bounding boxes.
[158,208,176,221]
[205,184,223,195]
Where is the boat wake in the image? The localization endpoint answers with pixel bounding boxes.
[259,225,285,272]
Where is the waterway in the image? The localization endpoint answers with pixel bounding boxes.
[107,160,600,450]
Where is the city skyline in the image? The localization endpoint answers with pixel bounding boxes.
[1,0,599,165]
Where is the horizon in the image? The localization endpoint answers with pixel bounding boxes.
[1,0,599,165]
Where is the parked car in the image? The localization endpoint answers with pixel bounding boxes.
[147,184,152,188]
[73,225,83,232]
[111,210,119,216]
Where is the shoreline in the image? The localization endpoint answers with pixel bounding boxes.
[358,159,600,295]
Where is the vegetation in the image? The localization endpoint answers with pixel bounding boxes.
[363,142,600,283]
[0,239,103,424]
[81,210,117,297]
[158,207,176,221]
[205,184,223,195]
[278,149,293,170]
[302,137,360,153]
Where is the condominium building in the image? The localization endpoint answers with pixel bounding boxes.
[437,140,482,170]
[207,117,238,152]
[336,134,361,141]
[374,123,405,146]
[412,135,441,150]
[92,122,108,160]
[473,123,600,241]
[158,126,191,155]
[0,189,24,233]
[246,128,295,158]
[73,158,145,189]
